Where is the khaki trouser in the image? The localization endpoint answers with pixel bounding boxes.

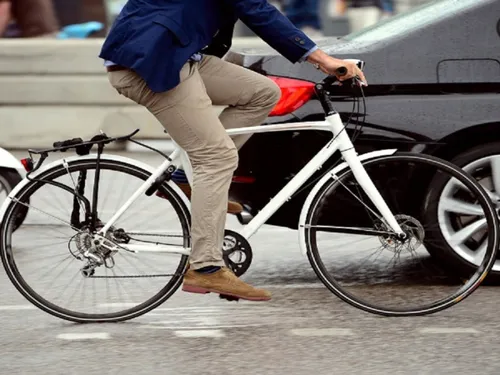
[108,55,280,270]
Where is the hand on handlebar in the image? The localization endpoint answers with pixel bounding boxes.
[306,50,368,86]
[326,58,367,86]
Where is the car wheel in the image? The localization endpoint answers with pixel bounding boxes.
[424,142,500,282]
[0,168,21,198]
[0,168,26,231]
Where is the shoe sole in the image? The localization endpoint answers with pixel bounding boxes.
[182,284,271,301]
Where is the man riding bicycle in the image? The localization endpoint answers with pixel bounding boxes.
[99,0,366,302]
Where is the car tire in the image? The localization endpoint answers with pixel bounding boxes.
[0,168,22,195]
[0,168,26,231]
[423,142,500,283]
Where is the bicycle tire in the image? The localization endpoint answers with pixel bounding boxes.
[302,152,499,316]
[0,157,191,323]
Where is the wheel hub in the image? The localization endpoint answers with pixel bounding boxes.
[378,214,425,253]
[70,223,125,277]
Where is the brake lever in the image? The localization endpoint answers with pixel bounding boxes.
[354,77,367,87]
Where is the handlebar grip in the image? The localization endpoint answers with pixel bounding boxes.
[335,67,348,76]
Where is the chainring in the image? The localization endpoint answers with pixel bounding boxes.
[222,229,253,277]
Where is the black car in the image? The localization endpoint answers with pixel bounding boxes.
[224,0,500,277]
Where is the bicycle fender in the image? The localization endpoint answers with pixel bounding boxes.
[0,153,191,227]
[297,149,398,257]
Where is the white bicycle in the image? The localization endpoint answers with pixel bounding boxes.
[1,61,498,323]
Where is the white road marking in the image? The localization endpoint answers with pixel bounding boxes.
[256,283,323,289]
[97,303,138,308]
[153,307,223,312]
[174,330,225,338]
[142,324,264,330]
[154,316,219,326]
[146,310,282,317]
[140,310,267,330]
[94,306,223,315]
[419,328,480,334]
[148,305,284,313]
[290,328,355,337]
[57,333,110,340]
[0,305,37,311]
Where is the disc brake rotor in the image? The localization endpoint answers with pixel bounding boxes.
[377,214,425,253]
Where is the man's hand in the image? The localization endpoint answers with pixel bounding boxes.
[306,49,367,86]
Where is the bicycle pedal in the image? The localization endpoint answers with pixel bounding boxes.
[219,294,239,302]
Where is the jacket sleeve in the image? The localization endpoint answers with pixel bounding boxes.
[222,0,317,63]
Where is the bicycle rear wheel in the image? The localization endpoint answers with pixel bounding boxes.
[0,157,190,323]
[303,152,499,316]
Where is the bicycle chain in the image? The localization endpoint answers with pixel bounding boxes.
[126,232,186,238]
[86,232,188,278]
[89,273,181,279]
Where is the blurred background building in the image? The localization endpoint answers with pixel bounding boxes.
[0,0,435,39]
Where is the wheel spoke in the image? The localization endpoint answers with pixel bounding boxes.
[0,159,190,323]
[305,153,500,316]
[473,241,488,264]
[449,218,487,245]
[440,197,485,216]
[448,177,499,202]
[11,199,81,233]
[484,188,500,202]
[305,225,392,236]
[490,156,500,196]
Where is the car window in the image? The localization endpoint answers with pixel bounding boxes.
[343,0,481,42]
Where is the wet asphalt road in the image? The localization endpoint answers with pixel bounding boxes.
[1,150,500,375]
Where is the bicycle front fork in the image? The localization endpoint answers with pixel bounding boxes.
[325,112,405,236]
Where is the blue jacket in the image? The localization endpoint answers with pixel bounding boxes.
[99,0,316,93]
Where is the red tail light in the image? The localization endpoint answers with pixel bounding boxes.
[20,158,33,172]
[268,76,315,117]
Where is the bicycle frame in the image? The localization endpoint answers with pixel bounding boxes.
[97,111,405,255]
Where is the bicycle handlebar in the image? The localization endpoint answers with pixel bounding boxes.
[25,59,366,172]
[325,59,365,86]
[335,66,348,76]
[315,59,366,115]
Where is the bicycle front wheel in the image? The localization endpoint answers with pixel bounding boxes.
[0,157,191,323]
[303,152,499,316]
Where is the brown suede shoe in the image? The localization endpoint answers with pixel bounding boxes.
[182,267,271,301]
[157,183,243,215]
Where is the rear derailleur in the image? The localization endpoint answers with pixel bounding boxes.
[70,225,130,278]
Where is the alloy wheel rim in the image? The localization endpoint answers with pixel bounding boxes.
[438,155,500,272]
